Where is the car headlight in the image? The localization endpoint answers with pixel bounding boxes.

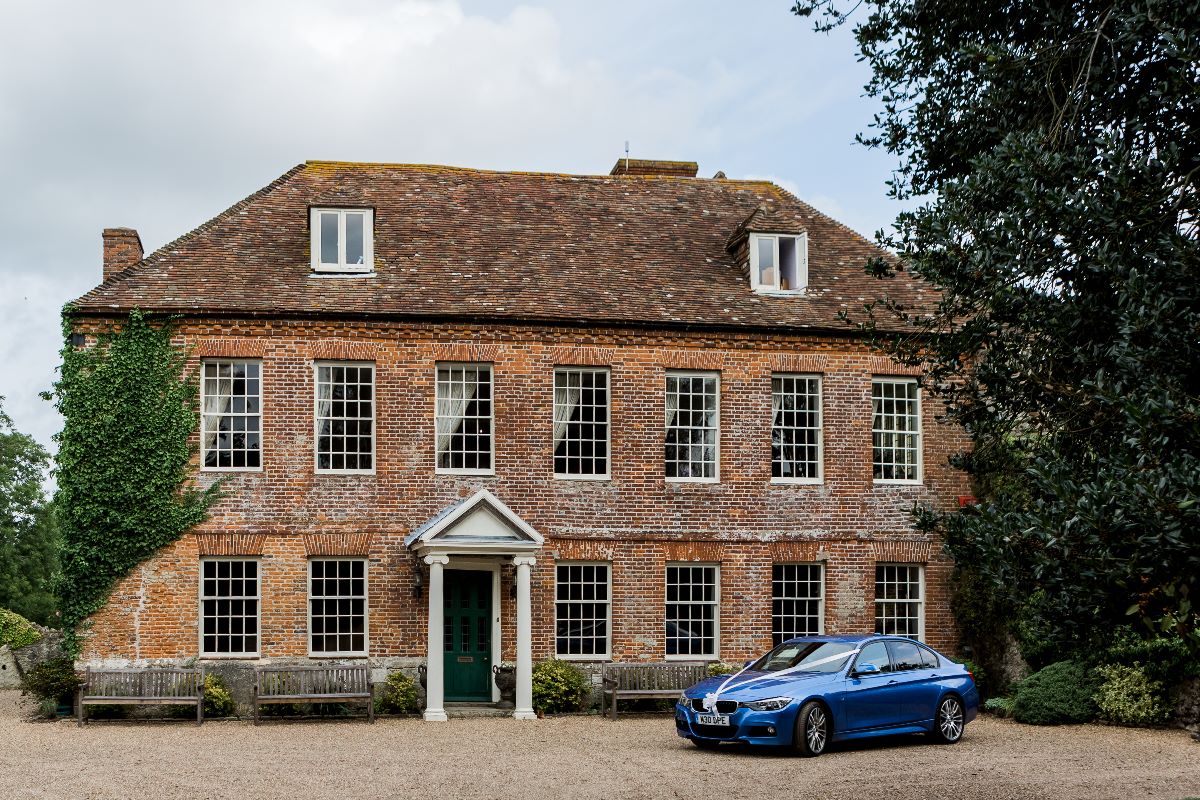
[742,696,792,712]
[679,692,690,706]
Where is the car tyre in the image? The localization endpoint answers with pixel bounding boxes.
[690,737,720,750]
[793,700,829,757]
[931,695,965,744]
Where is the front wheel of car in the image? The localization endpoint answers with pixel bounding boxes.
[931,695,965,744]
[794,700,829,757]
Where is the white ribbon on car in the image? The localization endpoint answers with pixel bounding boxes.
[701,649,862,712]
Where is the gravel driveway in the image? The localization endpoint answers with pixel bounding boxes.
[1,691,1197,800]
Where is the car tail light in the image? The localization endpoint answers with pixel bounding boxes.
[967,670,976,683]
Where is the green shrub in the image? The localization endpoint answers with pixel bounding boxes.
[706,662,738,677]
[1094,664,1170,726]
[983,697,1012,718]
[531,659,589,714]
[202,674,236,717]
[958,658,990,700]
[0,608,43,650]
[1011,661,1099,725]
[19,657,80,704]
[375,671,420,715]
[1100,629,1200,685]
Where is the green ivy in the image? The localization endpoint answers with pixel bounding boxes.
[45,309,220,655]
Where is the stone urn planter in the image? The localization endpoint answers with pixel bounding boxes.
[493,663,516,709]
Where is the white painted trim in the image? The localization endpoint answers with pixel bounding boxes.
[312,360,377,476]
[769,372,824,484]
[433,361,496,476]
[553,560,612,661]
[552,366,612,481]
[413,488,545,547]
[305,556,369,658]
[664,369,721,484]
[749,232,808,294]
[309,207,374,273]
[198,556,262,659]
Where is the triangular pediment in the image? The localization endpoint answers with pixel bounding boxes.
[406,489,543,553]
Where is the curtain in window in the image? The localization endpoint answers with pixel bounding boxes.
[771,386,786,475]
[315,370,333,441]
[436,378,477,459]
[202,375,233,453]
[553,373,582,448]
[664,379,679,431]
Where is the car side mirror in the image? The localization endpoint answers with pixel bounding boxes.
[854,663,881,677]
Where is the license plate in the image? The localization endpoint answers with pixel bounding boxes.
[697,713,729,726]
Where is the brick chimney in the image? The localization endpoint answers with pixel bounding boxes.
[610,158,698,178]
[102,228,144,281]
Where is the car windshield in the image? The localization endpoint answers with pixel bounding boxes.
[750,641,858,674]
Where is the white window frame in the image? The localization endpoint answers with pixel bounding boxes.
[664,370,721,484]
[553,367,611,481]
[871,377,923,484]
[434,362,495,476]
[198,557,261,659]
[772,563,825,644]
[874,563,925,641]
[664,562,720,661]
[313,361,376,475]
[200,359,263,473]
[309,207,374,273]
[770,373,824,484]
[554,561,612,661]
[749,232,809,293]
[306,557,369,657]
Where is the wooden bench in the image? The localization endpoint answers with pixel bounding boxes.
[76,667,205,726]
[253,664,374,724]
[601,663,708,719]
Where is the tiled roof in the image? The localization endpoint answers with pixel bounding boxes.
[72,160,935,332]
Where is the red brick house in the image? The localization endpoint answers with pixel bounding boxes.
[70,158,967,720]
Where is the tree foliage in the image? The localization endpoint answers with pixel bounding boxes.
[46,309,219,654]
[0,398,58,626]
[793,0,1200,651]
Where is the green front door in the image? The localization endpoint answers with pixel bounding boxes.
[444,569,493,701]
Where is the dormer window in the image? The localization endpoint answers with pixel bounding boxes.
[310,208,373,273]
[750,232,808,293]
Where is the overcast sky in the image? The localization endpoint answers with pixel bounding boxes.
[0,0,903,469]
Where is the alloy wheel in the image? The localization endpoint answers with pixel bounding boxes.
[806,706,827,753]
[938,697,964,742]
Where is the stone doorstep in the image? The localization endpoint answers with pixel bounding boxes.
[443,703,513,719]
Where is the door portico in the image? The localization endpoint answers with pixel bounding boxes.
[407,489,543,721]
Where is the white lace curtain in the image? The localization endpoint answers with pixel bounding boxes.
[202,375,233,452]
[553,374,582,446]
[436,378,478,459]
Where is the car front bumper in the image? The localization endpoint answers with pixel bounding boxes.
[675,701,797,746]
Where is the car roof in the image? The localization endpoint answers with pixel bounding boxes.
[780,634,935,646]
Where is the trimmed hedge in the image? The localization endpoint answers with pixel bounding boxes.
[1011,661,1098,725]
[531,660,589,714]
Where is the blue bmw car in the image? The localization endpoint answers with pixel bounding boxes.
[676,635,979,756]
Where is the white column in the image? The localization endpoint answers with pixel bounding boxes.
[512,555,537,720]
[424,554,450,722]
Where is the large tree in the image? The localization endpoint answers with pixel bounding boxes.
[793,0,1200,653]
[0,398,58,626]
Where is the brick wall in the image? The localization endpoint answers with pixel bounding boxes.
[77,318,970,666]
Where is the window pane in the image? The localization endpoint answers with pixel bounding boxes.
[779,236,801,290]
[665,564,718,657]
[874,564,923,640]
[201,360,262,471]
[872,379,920,481]
[316,363,374,471]
[554,368,610,477]
[345,213,364,265]
[309,559,368,654]
[771,563,823,644]
[756,236,777,287]
[436,364,493,471]
[200,560,260,655]
[555,563,610,657]
[320,212,339,265]
[772,376,821,480]
[665,372,718,479]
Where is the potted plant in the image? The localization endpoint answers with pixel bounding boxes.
[493,662,516,708]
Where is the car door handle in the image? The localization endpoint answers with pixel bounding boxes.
[887,680,898,685]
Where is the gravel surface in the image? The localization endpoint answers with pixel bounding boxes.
[1,690,1197,800]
